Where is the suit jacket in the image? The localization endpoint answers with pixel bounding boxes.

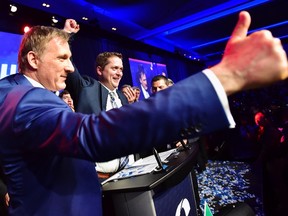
[138,84,150,101]
[65,67,128,115]
[66,67,130,173]
[0,72,230,216]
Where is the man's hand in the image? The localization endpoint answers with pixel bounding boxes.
[122,86,137,104]
[63,19,80,34]
[211,11,288,95]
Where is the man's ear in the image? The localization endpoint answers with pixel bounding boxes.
[96,66,102,76]
[27,51,39,70]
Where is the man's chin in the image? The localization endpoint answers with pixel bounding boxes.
[57,84,66,91]
[113,84,120,89]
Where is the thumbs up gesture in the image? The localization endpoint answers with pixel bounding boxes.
[211,11,288,96]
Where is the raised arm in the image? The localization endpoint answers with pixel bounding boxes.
[63,19,80,34]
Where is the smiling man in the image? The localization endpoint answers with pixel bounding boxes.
[66,51,128,114]
[17,29,74,91]
[96,52,123,91]
[65,51,133,180]
[64,20,135,181]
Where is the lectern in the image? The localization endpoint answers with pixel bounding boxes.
[102,144,200,216]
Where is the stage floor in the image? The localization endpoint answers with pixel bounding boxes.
[196,160,264,216]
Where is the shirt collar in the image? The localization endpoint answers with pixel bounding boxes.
[99,82,117,93]
[23,75,59,95]
[24,75,45,88]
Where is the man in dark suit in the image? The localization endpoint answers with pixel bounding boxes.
[64,20,137,179]
[0,11,287,216]
[65,46,135,178]
[65,52,130,115]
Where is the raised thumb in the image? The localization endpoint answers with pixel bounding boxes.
[229,11,251,42]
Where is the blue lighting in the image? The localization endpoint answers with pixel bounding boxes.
[191,20,288,50]
[164,0,270,35]
[249,20,288,33]
[0,31,22,79]
[134,0,270,40]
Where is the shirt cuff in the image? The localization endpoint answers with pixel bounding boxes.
[202,69,236,128]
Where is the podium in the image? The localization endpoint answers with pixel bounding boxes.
[102,144,200,216]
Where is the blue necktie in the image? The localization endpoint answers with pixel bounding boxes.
[109,92,118,108]
[119,156,129,170]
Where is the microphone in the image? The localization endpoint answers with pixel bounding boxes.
[152,148,164,172]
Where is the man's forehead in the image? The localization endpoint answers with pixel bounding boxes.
[153,79,166,86]
[45,37,72,56]
[108,56,122,63]
[47,37,70,49]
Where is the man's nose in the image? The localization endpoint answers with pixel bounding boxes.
[66,59,75,73]
[116,69,123,75]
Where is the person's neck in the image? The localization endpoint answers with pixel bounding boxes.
[99,81,116,92]
[23,74,45,89]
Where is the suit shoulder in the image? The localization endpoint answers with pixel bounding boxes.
[67,70,99,88]
[3,86,55,103]
[78,75,100,88]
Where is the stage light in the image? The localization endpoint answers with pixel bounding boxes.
[23,26,30,33]
[52,16,58,23]
[10,4,17,13]
[42,3,50,8]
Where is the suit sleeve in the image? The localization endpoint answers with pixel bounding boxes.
[4,72,230,162]
[65,64,83,109]
[65,64,97,110]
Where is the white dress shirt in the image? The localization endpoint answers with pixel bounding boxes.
[202,69,235,128]
[96,85,133,173]
[141,85,150,99]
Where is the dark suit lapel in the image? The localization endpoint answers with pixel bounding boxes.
[100,84,108,111]
[117,90,128,105]
[99,83,128,109]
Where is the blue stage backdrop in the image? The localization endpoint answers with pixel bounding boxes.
[0,31,22,79]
